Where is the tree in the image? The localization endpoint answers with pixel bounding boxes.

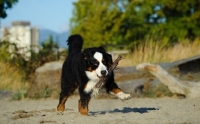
[146,0,200,42]
[40,35,59,62]
[0,0,18,19]
[70,0,200,49]
[70,0,124,48]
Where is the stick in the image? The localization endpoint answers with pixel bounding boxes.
[95,55,122,89]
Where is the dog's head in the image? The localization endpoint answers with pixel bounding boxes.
[82,46,113,79]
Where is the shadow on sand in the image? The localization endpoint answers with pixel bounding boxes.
[90,107,159,116]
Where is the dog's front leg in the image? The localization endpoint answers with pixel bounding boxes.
[110,88,131,101]
[78,92,91,116]
[106,81,131,101]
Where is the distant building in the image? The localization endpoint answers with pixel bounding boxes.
[1,21,39,59]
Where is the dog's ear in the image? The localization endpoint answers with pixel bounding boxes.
[82,49,93,60]
[106,53,113,67]
[82,52,88,60]
[98,46,106,52]
[81,50,88,60]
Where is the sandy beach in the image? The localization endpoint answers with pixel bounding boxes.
[0,96,200,124]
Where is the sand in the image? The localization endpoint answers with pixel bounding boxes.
[0,96,200,124]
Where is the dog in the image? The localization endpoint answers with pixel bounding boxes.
[57,34,131,115]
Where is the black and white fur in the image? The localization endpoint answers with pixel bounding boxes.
[57,34,131,115]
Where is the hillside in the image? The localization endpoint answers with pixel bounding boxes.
[39,29,69,48]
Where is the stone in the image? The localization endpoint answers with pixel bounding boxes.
[26,61,63,98]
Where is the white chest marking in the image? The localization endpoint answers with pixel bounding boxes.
[84,71,99,93]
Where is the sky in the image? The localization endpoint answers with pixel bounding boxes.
[1,0,77,33]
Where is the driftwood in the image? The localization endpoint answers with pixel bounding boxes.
[136,63,200,98]
[95,55,122,88]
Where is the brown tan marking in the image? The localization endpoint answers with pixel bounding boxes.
[57,97,67,111]
[87,67,93,72]
[84,83,87,90]
[78,100,89,116]
[57,84,78,112]
[84,53,87,60]
[111,88,122,94]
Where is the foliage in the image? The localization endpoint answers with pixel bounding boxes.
[119,38,200,67]
[34,88,54,99]
[0,0,18,19]
[0,35,63,81]
[0,31,67,99]
[70,0,200,48]
[12,89,26,100]
[0,61,27,90]
[24,35,60,80]
[143,83,174,98]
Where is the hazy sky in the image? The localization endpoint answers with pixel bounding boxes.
[1,0,76,33]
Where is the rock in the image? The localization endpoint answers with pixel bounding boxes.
[0,90,13,100]
[26,61,63,98]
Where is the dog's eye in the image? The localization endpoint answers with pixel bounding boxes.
[92,60,99,66]
[102,59,106,64]
[93,62,99,66]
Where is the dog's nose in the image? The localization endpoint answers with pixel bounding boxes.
[101,70,107,76]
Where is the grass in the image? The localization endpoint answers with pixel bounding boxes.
[0,62,28,91]
[1,38,200,99]
[142,83,174,98]
[12,89,27,100]
[119,39,200,66]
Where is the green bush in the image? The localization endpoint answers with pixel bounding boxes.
[0,35,67,82]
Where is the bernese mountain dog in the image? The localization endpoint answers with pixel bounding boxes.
[57,34,131,115]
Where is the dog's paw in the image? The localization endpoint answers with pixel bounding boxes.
[57,111,64,115]
[116,92,131,101]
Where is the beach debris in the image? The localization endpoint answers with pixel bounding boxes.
[136,63,200,98]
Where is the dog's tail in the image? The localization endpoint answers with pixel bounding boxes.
[67,34,83,53]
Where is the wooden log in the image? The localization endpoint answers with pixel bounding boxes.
[136,63,200,98]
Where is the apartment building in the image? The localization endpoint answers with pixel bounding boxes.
[1,21,39,58]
